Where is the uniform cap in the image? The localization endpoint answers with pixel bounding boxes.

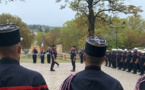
[85,36,108,57]
[0,24,20,47]
[124,49,128,51]
[142,51,145,53]
[134,48,138,50]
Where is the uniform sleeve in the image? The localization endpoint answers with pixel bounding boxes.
[74,51,76,56]
[37,73,49,90]
[114,82,123,90]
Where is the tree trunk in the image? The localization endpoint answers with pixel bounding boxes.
[88,0,95,36]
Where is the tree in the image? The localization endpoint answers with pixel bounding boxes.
[56,0,143,36]
[0,13,34,49]
[1,0,24,4]
[35,28,61,50]
[127,15,145,34]
[124,30,139,49]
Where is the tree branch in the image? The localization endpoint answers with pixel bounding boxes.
[95,9,128,18]
[96,16,106,21]
[93,0,100,6]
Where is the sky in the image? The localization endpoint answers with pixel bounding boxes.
[0,0,144,27]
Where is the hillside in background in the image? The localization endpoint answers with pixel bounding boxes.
[27,24,61,33]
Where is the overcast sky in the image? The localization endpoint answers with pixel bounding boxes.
[0,0,144,27]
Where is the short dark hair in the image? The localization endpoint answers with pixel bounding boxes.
[52,45,56,47]
[72,46,76,48]
[0,43,19,56]
[85,53,104,65]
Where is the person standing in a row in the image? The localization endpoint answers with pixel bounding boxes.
[79,48,84,64]
[50,45,59,71]
[47,47,51,64]
[139,51,145,75]
[105,50,109,66]
[32,47,38,63]
[127,49,133,72]
[71,46,76,72]
[108,49,112,67]
[112,49,117,68]
[40,50,46,64]
[122,49,127,71]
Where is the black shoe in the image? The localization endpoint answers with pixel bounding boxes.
[122,69,126,71]
[71,70,75,72]
[50,70,55,71]
[127,71,131,72]
[118,68,121,70]
[132,72,137,74]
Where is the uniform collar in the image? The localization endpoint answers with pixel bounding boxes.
[0,58,19,65]
[85,66,101,71]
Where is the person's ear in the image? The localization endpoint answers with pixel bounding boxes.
[18,45,21,54]
[83,54,86,62]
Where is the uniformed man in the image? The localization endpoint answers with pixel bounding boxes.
[112,49,117,68]
[105,50,109,66]
[117,49,123,69]
[60,36,123,90]
[47,47,51,64]
[32,47,38,63]
[118,49,123,70]
[127,48,133,72]
[50,45,59,71]
[137,50,142,72]
[122,49,127,71]
[108,49,112,67]
[0,24,48,90]
[139,51,145,75]
[70,46,76,72]
[40,50,46,64]
[132,48,138,74]
[79,48,84,64]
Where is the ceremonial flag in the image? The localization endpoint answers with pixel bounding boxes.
[41,40,44,51]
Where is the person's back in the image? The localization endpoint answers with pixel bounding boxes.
[70,66,122,90]
[60,36,123,90]
[0,58,48,89]
[0,24,48,90]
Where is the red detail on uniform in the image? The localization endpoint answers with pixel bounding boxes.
[0,85,48,90]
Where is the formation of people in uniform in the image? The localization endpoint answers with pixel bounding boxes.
[106,48,145,75]
[32,47,54,64]
[0,24,145,90]
[32,45,84,72]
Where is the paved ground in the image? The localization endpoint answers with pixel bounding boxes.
[21,63,141,90]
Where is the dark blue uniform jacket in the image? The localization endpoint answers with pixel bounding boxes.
[111,53,116,61]
[71,50,76,59]
[127,52,132,62]
[0,58,49,90]
[70,66,123,90]
[132,52,138,62]
[51,48,57,59]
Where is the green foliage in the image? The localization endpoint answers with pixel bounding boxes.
[35,28,62,50]
[57,0,143,36]
[0,13,34,49]
[60,15,145,50]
